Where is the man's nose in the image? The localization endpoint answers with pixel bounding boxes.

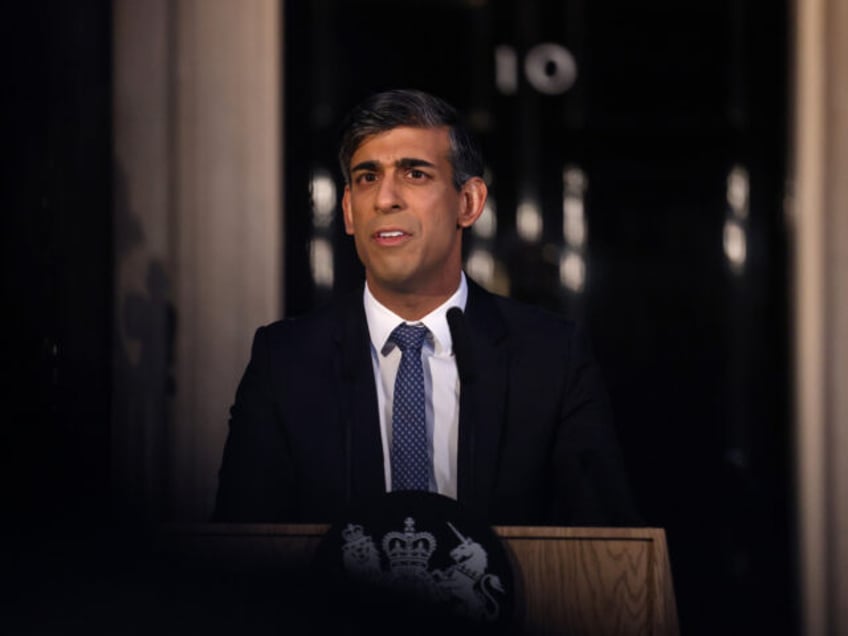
[375,174,403,211]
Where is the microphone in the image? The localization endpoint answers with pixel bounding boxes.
[446,307,477,384]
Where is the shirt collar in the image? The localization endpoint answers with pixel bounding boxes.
[363,273,469,356]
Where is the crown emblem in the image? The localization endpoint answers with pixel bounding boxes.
[382,517,437,577]
[337,513,506,622]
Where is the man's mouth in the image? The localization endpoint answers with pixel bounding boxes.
[375,230,407,239]
[373,229,411,246]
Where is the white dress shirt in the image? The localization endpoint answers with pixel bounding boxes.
[363,274,468,498]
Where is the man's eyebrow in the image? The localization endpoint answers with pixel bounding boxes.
[396,157,437,170]
[350,157,438,173]
[351,160,380,173]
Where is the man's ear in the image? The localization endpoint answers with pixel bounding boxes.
[342,186,354,235]
[457,177,488,230]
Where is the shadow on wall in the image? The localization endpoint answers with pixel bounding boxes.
[112,163,176,525]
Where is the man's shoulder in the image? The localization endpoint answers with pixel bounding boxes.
[260,303,335,336]
[493,293,575,328]
[254,289,363,348]
[468,281,578,343]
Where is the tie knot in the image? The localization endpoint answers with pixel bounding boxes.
[390,323,429,352]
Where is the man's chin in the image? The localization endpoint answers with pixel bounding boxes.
[369,274,460,300]
[369,275,418,295]
[364,260,460,299]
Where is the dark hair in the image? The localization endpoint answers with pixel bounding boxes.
[338,89,483,191]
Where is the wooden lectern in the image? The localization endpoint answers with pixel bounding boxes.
[162,524,678,635]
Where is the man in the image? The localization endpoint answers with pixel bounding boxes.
[213,89,638,526]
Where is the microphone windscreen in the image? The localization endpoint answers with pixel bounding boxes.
[446,307,476,383]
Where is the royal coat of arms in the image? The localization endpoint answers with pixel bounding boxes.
[341,516,506,622]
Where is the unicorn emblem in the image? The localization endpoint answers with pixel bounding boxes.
[432,522,505,621]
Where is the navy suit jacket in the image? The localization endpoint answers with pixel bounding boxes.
[213,280,639,526]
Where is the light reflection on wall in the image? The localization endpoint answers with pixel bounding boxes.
[560,165,587,292]
[466,248,496,286]
[311,170,337,228]
[310,237,334,288]
[723,164,749,274]
[310,168,337,288]
[559,250,585,292]
[517,196,543,242]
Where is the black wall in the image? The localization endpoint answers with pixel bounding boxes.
[4,2,117,630]
[4,1,113,531]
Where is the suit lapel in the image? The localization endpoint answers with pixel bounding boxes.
[334,291,386,505]
[457,281,509,519]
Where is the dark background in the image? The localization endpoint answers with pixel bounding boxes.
[4,2,113,530]
[4,1,794,634]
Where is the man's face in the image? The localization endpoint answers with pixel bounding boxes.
[342,126,486,302]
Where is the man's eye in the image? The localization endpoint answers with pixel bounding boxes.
[356,173,377,184]
[408,169,427,180]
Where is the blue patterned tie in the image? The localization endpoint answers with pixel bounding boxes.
[389,323,430,491]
